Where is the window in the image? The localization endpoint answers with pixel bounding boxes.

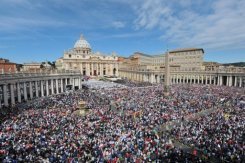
[69,54,71,58]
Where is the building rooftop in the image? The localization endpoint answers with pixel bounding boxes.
[169,48,204,53]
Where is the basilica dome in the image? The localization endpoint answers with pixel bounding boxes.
[74,35,91,49]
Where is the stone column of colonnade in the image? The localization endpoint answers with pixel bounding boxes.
[35,81,39,98]
[3,84,8,107]
[51,79,54,95]
[239,77,242,87]
[234,76,237,87]
[78,78,81,89]
[227,76,230,86]
[46,80,49,96]
[23,82,27,101]
[229,76,232,87]
[10,84,15,105]
[60,78,63,92]
[29,81,33,99]
[56,79,59,94]
[17,83,21,103]
[41,80,44,97]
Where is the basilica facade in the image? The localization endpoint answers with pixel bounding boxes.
[56,35,119,76]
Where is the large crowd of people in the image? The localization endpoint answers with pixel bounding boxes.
[0,80,244,162]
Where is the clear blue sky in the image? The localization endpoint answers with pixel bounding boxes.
[0,0,244,64]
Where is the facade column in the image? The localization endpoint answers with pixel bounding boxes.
[46,80,49,96]
[214,76,216,85]
[41,81,44,97]
[101,63,104,76]
[17,83,21,103]
[23,82,27,101]
[110,64,113,76]
[56,79,59,94]
[51,79,54,94]
[96,63,99,76]
[205,76,208,85]
[201,76,204,84]
[61,79,64,93]
[29,81,33,99]
[194,76,196,84]
[116,64,119,76]
[239,77,242,87]
[209,75,212,84]
[99,63,101,76]
[35,81,39,97]
[86,63,89,76]
[197,76,200,84]
[3,84,8,106]
[91,63,94,76]
[10,84,15,105]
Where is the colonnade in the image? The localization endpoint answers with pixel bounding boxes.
[0,77,82,108]
[120,71,164,83]
[171,74,243,87]
[119,71,244,87]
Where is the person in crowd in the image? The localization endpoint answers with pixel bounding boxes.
[0,79,244,162]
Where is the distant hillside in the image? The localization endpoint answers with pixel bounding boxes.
[222,62,245,67]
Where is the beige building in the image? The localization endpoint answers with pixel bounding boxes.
[56,35,119,76]
[119,48,245,87]
[21,62,42,72]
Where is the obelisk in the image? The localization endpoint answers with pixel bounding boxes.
[164,51,170,96]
